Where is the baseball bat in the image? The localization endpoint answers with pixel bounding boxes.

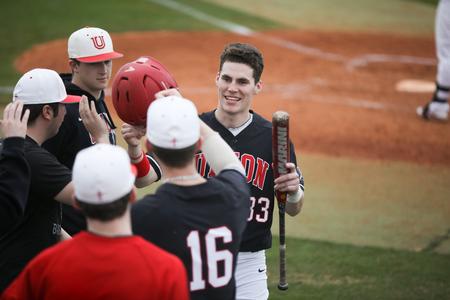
[272,111,290,291]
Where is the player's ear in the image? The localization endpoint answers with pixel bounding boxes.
[215,72,221,85]
[254,80,263,95]
[41,105,53,120]
[69,59,80,74]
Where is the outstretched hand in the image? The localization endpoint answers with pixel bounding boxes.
[154,88,182,99]
[121,123,146,147]
[79,96,109,144]
[0,101,29,138]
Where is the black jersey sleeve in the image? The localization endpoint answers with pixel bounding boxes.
[145,153,162,181]
[0,137,30,235]
[26,144,72,199]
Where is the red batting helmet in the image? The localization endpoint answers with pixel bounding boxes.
[112,56,178,125]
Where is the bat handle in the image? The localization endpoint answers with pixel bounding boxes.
[278,201,288,291]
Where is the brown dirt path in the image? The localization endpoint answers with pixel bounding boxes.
[15,30,450,165]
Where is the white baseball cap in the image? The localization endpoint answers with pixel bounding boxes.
[72,144,136,204]
[147,96,200,149]
[68,27,123,63]
[13,68,80,104]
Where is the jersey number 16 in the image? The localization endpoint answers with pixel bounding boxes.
[187,226,233,291]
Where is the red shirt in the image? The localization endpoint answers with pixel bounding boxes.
[1,231,189,300]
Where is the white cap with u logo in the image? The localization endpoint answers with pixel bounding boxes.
[68,27,123,63]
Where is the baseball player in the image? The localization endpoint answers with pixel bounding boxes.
[1,144,189,300]
[417,0,450,121]
[0,68,108,292]
[42,27,123,235]
[131,96,250,300]
[0,101,30,235]
[197,43,305,299]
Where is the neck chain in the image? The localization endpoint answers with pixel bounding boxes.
[229,114,252,129]
[162,173,202,183]
[214,110,253,129]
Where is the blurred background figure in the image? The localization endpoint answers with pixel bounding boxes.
[417,0,450,121]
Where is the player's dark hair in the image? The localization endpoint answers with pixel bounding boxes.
[70,58,81,65]
[69,58,81,74]
[75,192,131,221]
[23,103,60,126]
[219,43,264,83]
[152,144,197,168]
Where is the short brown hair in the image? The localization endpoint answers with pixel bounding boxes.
[219,43,264,83]
[23,103,60,126]
[75,192,131,222]
[152,144,197,168]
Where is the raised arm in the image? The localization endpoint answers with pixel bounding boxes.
[0,101,31,234]
[79,96,109,144]
[121,123,160,188]
[199,120,245,175]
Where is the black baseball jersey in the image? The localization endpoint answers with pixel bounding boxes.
[132,169,250,300]
[198,110,304,252]
[0,137,30,236]
[0,137,72,292]
[42,73,117,235]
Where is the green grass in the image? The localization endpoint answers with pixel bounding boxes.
[0,0,279,86]
[407,0,439,5]
[266,236,450,300]
[204,0,436,35]
[272,153,450,254]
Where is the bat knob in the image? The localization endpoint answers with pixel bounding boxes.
[278,283,289,291]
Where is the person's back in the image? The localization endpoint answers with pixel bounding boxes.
[1,232,186,300]
[131,96,250,299]
[133,169,248,299]
[1,144,188,300]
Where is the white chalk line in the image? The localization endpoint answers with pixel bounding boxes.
[150,0,436,68]
[1,0,430,114]
[149,0,253,36]
[1,82,404,112]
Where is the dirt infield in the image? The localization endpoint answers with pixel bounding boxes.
[15,30,450,165]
